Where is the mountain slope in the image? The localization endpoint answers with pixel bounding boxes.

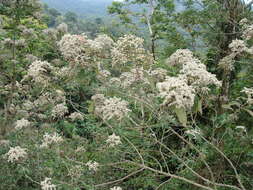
[41,0,114,17]
[41,0,183,18]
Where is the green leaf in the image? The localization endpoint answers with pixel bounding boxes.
[88,101,94,113]
[193,98,202,115]
[174,107,187,127]
[197,99,203,115]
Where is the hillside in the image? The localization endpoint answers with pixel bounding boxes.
[41,0,183,18]
[40,0,114,17]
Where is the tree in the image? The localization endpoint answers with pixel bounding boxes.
[176,0,253,112]
[108,0,178,61]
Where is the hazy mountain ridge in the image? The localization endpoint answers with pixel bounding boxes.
[41,0,183,18]
[41,0,115,17]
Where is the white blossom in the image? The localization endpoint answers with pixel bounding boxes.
[228,39,247,55]
[89,34,114,54]
[167,49,221,94]
[111,34,153,66]
[26,60,53,85]
[120,67,149,88]
[218,54,235,71]
[110,187,122,190]
[242,24,253,40]
[149,68,167,81]
[5,146,27,163]
[239,18,249,27]
[51,103,68,118]
[15,118,30,130]
[157,76,195,110]
[58,34,91,66]
[86,160,99,172]
[167,49,194,66]
[180,60,221,92]
[69,112,84,121]
[94,96,131,120]
[40,132,63,148]
[241,87,253,104]
[106,133,122,147]
[40,178,56,190]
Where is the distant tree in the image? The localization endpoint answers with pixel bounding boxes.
[64,11,78,23]
[108,0,180,60]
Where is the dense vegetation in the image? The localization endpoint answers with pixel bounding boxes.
[0,0,253,190]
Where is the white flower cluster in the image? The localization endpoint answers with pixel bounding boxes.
[167,49,194,66]
[168,49,221,93]
[59,34,114,66]
[228,39,247,55]
[58,34,90,65]
[15,118,30,130]
[86,160,99,172]
[219,33,253,71]
[119,67,149,88]
[40,178,56,190]
[240,18,253,40]
[5,146,27,163]
[106,133,122,147]
[19,91,66,121]
[110,187,122,190]
[51,103,68,119]
[40,132,63,148]
[158,49,221,109]
[89,34,114,55]
[179,60,221,92]
[149,68,167,81]
[25,60,53,85]
[92,94,131,120]
[157,76,195,109]
[69,112,84,121]
[55,66,75,78]
[111,34,153,66]
[241,87,253,105]
[68,165,83,179]
[239,18,249,27]
[218,54,235,71]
